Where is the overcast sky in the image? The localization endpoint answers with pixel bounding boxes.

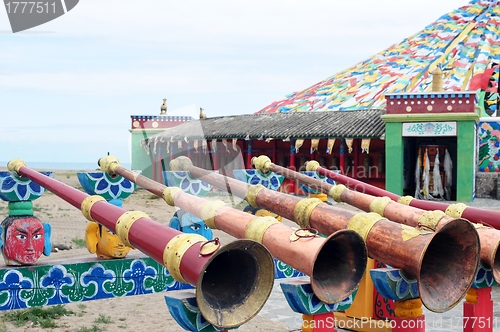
[0,0,466,165]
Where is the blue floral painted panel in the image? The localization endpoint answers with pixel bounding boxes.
[163,171,213,196]
[233,170,284,191]
[77,172,136,200]
[0,171,54,202]
[298,171,336,194]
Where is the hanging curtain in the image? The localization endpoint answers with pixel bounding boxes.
[414,152,421,198]
[432,149,444,199]
[345,138,354,153]
[211,139,217,152]
[193,140,199,152]
[310,139,320,154]
[202,140,207,154]
[222,139,229,152]
[232,138,239,151]
[444,149,453,200]
[295,139,304,153]
[326,138,336,154]
[422,149,430,200]
[361,139,371,153]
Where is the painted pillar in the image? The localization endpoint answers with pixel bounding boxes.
[463,287,494,332]
[339,140,345,175]
[273,139,278,164]
[457,121,476,201]
[246,140,253,169]
[385,122,404,195]
[289,139,296,194]
[353,139,359,179]
[212,140,219,171]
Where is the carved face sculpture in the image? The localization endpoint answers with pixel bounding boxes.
[3,217,45,265]
[169,210,213,239]
[85,222,131,259]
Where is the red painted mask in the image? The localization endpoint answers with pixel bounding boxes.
[3,217,44,265]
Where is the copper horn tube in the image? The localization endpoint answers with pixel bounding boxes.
[98,156,368,304]
[168,156,480,313]
[308,158,500,231]
[7,159,275,329]
[255,156,500,285]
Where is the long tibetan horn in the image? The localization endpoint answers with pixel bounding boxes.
[98,156,368,305]
[168,156,480,313]
[7,159,274,329]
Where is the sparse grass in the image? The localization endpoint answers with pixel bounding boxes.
[1,305,74,328]
[0,325,8,332]
[75,324,104,332]
[77,304,86,310]
[118,317,126,321]
[94,314,113,324]
[32,204,46,212]
[148,194,161,200]
[72,237,87,248]
[118,325,127,329]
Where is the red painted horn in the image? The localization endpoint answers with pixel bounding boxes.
[168,156,480,313]
[254,156,500,285]
[6,159,274,329]
[306,157,500,231]
[98,156,368,304]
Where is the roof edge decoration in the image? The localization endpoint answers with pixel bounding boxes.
[142,109,386,148]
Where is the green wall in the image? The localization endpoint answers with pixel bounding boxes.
[130,129,163,179]
[382,113,478,202]
[456,121,476,201]
[384,122,404,195]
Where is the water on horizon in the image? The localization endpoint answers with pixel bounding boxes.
[0,161,132,171]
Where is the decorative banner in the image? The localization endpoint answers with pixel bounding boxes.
[177,141,183,149]
[193,140,199,152]
[402,122,457,137]
[295,139,304,153]
[361,139,371,154]
[232,138,239,151]
[265,138,274,143]
[326,138,336,154]
[345,138,354,153]
[211,139,217,152]
[153,139,158,155]
[310,139,320,154]
[166,141,170,154]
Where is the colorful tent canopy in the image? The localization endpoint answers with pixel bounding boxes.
[257,0,500,114]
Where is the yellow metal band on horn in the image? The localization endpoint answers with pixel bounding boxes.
[7,159,26,173]
[347,212,381,241]
[163,234,206,284]
[81,195,106,222]
[305,160,320,172]
[245,216,279,243]
[417,210,446,230]
[294,198,323,228]
[397,196,414,205]
[245,184,265,208]
[162,187,182,206]
[329,184,347,202]
[99,156,120,174]
[445,203,468,218]
[252,155,272,174]
[401,224,432,242]
[169,156,193,171]
[199,200,226,229]
[116,211,149,248]
[369,196,392,216]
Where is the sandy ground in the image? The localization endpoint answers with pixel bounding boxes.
[0,169,302,332]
